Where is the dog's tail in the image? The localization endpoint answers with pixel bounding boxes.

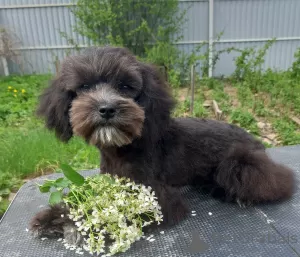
[215,143,295,204]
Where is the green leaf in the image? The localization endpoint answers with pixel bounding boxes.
[37,180,56,193]
[49,191,63,205]
[39,185,51,193]
[59,163,85,186]
[38,180,55,187]
[55,177,71,188]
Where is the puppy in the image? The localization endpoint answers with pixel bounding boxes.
[30,46,294,239]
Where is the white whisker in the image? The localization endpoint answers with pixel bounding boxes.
[91,126,132,147]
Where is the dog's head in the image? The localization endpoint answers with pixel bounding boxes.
[37,47,175,148]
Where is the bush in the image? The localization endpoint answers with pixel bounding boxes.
[72,0,182,56]
[233,39,275,90]
[69,0,212,87]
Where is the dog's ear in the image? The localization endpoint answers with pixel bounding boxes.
[37,77,75,142]
[137,62,176,140]
[138,62,175,114]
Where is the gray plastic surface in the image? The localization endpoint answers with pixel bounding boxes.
[0,145,300,257]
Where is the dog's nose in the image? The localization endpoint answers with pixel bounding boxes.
[99,105,116,119]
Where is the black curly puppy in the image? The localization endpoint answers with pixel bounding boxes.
[30,46,295,240]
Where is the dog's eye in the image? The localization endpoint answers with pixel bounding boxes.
[119,83,132,91]
[81,84,92,90]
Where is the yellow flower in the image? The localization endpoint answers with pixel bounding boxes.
[13,89,18,93]
[8,86,12,90]
[14,94,17,97]
[21,89,26,93]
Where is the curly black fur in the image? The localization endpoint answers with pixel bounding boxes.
[30,47,295,239]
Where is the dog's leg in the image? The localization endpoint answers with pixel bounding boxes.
[29,203,69,238]
[150,182,189,226]
[214,144,295,206]
[29,203,82,245]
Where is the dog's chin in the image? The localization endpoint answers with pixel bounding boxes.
[71,115,145,148]
[89,126,133,147]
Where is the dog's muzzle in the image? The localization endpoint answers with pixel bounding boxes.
[69,85,145,147]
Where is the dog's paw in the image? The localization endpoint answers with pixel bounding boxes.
[29,208,64,238]
[161,199,189,227]
[29,204,70,238]
[63,223,83,246]
[236,198,252,208]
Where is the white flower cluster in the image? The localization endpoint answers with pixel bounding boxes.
[62,174,163,256]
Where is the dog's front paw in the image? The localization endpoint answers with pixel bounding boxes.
[29,204,70,238]
[63,223,83,246]
[236,198,252,208]
[161,198,189,226]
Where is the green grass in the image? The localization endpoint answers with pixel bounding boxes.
[232,47,300,116]
[0,74,51,128]
[0,198,10,216]
[234,70,300,146]
[0,74,100,216]
[273,118,300,146]
[172,87,209,118]
[236,82,254,109]
[0,129,99,178]
[229,108,260,135]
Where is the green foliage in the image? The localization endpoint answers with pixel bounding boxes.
[236,83,254,108]
[172,86,209,118]
[72,0,182,56]
[49,191,64,205]
[70,0,229,87]
[232,40,300,116]
[290,48,300,81]
[230,41,300,146]
[71,0,197,87]
[236,82,272,117]
[37,163,84,205]
[273,118,300,146]
[172,98,190,117]
[38,177,71,195]
[0,173,22,197]
[0,173,22,217]
[229,109,260,135]
[233,39,276,90]
[0,129,99,177]
[0,198,9,217]
[144,40,187,87]
[202,78,232,115]
[59,163,85,186]
[193,101,209,118]
[200,33,239,77]
[253,100,271,117]
[38,163,86,205]
[0,75,99,216]
[0,75,51,128]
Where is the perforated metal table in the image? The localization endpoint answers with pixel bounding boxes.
[0,145,300,257]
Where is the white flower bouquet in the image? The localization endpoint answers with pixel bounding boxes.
[37,164,163,256]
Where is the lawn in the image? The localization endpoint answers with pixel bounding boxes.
[0,45,300,217]
[174,45,300,148]
[175,76,300,148]
[0,75,100,216]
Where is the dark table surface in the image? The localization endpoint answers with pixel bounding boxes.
[0,145,300,257]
